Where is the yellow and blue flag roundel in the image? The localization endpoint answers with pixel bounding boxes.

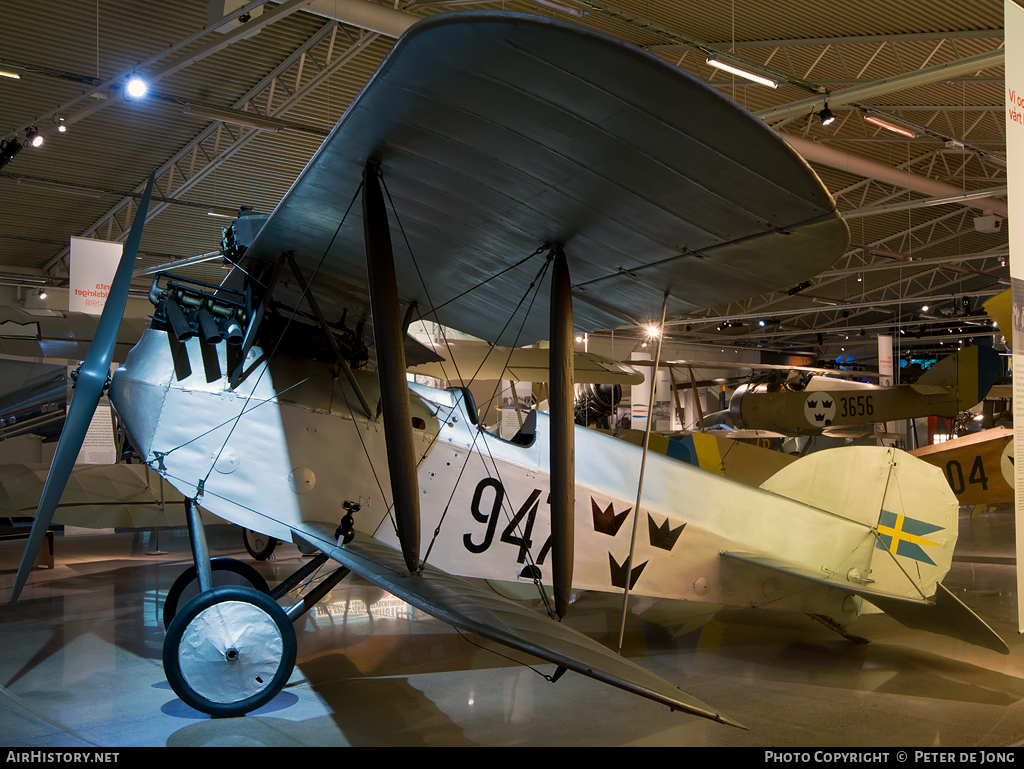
[875,510,942,565]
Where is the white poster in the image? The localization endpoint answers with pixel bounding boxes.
[654,365,675,432]
[630,352,651,432]
[68,365,117,465]
[498,380,535,440]
[1005,0,1024,633]
[69,236,123,315]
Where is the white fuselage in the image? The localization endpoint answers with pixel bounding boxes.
[110,331,938,627]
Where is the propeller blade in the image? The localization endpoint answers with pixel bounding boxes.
[10,172,156,603]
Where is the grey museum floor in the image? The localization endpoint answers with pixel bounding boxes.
[1,508,1021,748]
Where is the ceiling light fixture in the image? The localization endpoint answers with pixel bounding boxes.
[0,138,22,171]
[706,54,779,88]
[25,127,42,147]
[864,111,919,138]
[0,69,20,80]
[57,117,66,133]
[818,103,836,127]
[125,75,148,100]
[37,288,47,300]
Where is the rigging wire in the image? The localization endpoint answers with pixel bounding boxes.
[377,171,557,609]
[161,181,364,498]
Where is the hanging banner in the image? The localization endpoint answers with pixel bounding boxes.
[69,236,123,315]
[1005,0,1024,633]
[878,334,897,441]
[877,335,893,386]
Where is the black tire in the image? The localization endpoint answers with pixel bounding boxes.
[163,585,296,717]
[243,529,277,560]
[162,558,270,630]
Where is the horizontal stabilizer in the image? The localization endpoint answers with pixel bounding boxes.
[295,523,743,727]
[866,583,1008,654]
[721,551,1007,654]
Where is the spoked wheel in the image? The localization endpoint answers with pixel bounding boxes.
[163,585,296,717]
[162,558,270,630]
[243,529,277,561]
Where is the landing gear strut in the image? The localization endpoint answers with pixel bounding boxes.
[161,499,349,716]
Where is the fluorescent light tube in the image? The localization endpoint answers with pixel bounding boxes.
[864,112,919,138]
[706,55,778,88]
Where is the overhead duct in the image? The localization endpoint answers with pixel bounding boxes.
[304,0,417,38]
[784,135,1009,218]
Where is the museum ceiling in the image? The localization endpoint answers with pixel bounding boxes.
[0,0,1011,363]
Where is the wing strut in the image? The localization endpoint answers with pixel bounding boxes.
[363,162,420,573]
[231,253,286,387]
[549,246,574,619]
[285,253,374,420]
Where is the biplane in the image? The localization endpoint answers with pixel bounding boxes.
[11,11,1004,728]
[721,345,1000,436]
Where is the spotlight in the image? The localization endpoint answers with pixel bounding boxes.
[57,117,66,133]
[787,281,811,296]
[644,323,661,339]
[25,127,42,147]
[818,103,836,127]
[37,288,47,300]
[0,138,22,170]
[126,75,147,100]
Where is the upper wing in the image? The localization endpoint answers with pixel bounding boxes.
[243,11,849,345]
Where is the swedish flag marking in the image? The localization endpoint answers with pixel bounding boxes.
[875,510,942,565]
